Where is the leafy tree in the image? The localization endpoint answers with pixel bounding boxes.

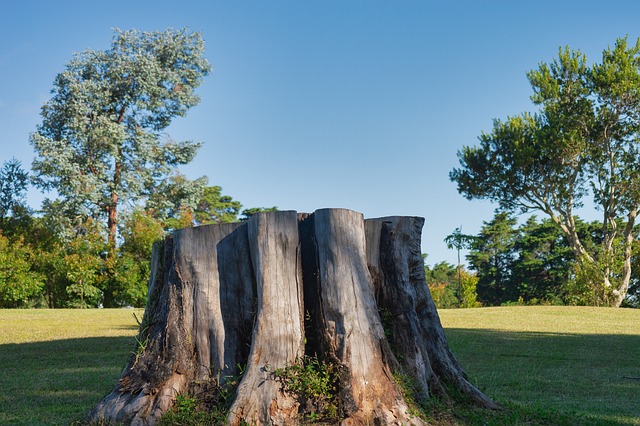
[162,205,196,233]
[0,232,44,308]
[451,37,640,307]
[424,260,479,308]
[444,226,475,306]
[0,159,32,243]
[28,216,108,308]
[511,216,574,304]
[240,206,278,221]
[425,261,458,286]
[145,172,207,223]
[194,185,243,224]
[120,208,165,262]
[425,261,459,309]
[0,158,29,225]
[627,241,640,307]
[116,208,165,306]
[458,269,480,308]
[30,28,211,249]
[36,243,68,308]
[62,218,107,308]
[467,212,518,305]
[103,252,147,308]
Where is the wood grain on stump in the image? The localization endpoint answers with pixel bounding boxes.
[89,208,496,425]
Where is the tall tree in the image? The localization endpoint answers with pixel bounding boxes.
[425,261,459,308]
[444,226,475,306]
[0,158,29,225]
[194,185,243,224]
[30,28,211,249]
[144,172,207,223]
[511,216,574,303]
[0,232,43,308]
[467,212,518,305]
[451,37,640,307]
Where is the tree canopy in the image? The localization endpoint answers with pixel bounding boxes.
[30,28,211,248]
[451,37,640,307]
[0,158,29,222]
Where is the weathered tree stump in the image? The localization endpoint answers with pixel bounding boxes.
[89,208,496,425]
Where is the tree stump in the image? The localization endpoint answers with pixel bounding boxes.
[89,208,496,425]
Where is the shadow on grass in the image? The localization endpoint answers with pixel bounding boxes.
[444,328,640,425]
[0,336,135,426]
[1,330,638,425]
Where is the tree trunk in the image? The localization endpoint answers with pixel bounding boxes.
[365,216,498,409]
[300,209,423,425]
[89,208,496,425]
[227,211,305,425]
[89,221,255,424]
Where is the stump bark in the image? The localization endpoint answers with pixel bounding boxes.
[89,208,496,425]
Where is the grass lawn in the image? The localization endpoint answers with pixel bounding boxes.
[0,306,638,425]
[0,309,143,426]
[438,306,640,425]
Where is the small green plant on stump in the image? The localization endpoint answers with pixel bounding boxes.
[269,356,340,424]
[158,365,246,426]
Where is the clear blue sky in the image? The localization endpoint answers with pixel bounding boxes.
[1,1,639,266]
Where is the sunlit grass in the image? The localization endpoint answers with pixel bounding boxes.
[0,309,142,426]
[438,306,640,425]
[0,308,143,344]
[439,305,640,335]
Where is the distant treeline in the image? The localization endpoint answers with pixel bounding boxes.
[427,212,640,309]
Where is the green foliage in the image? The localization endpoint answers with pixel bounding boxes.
[444,227,478,307]
[158,365,247,426]
[194,185,243,224]
[115,208,164,306]
[0,158,29,223]
[510,216,573,304]
[271,357,335,400]
[269,356,339,423]
[30,28,211,247]
[451,36,640,306]
[27,217,107,308]
[463,210,637,307]
[162,205,196,233]
[103,252,148,307]
[240,206,279,221]
[0,232,44,308]
[425,261,460,308]
[426,264,480,309]
[157,393,227,426]
[467,211,519,305]
[459,270,480,308]
[145,172,207,224]
[2,308,640,425]
[62,219,107,308]
[564,245,627,306]
[120,209,165,260]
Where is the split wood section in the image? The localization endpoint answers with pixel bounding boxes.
[89,208,496,425]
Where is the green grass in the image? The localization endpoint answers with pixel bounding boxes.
[438,306,640,425]
[0,306,638,425]
[0,309,143,425]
